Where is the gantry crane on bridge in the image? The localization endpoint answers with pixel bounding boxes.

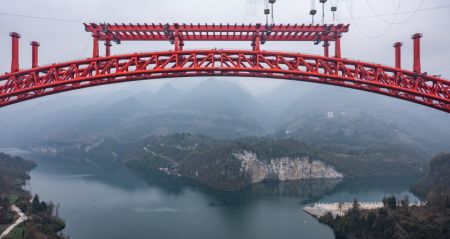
[1,22,449,113]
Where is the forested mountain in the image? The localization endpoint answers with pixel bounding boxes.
[1,78,449,169]
[0,79,266,144]
[32,134,428,191]
[273,84,450,163]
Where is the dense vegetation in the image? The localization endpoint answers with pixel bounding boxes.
[411,153,450,201]
[33,133,428,191]
[0,153,36,193]
[0,153,66,239]
[319,153,450,239]
[0,153,36,227]
[67,133,423,173]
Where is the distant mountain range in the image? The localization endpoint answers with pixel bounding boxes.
[1,78,449,166]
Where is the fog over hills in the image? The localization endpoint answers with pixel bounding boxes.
[275,85,450,157]
[0,78,449,164]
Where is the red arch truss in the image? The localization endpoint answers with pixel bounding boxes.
[0,49,449,112]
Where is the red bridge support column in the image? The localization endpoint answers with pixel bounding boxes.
[92,31,99,58]
[173,30,184,51]
[252,35,261,51]
[323,41,330,57]
[412,33,422,73]
[10,32,21,73]
[393,42,402,69]
[105,41,111,57]
[174,36,184,51]
[335,34,341,58]
[31,41,40,68]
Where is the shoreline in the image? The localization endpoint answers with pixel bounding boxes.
[303,201,425,218]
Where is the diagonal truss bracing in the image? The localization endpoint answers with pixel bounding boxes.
[0,50,449,112]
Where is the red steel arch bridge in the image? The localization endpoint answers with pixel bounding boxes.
[1,23,449,113]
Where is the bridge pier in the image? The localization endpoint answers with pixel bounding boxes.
[31,41,40,68]
[412,33,422,73]
[335,34,341,58]
[393,42,402,69]
[105,41,111,57]
[10,32,21,73]
[174,35,184,51]
[323,41,330,57]
[252,35,261,51]
[174,37,181,51]
[92,31,99,58]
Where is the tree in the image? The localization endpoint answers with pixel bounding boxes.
[400,195,409,208]
[387,195,397,210]
[366,211,376,226]
[0,196,11,223]
[352,198,360,211]
[320,211,334,225]
[382,196,388,207]
[338,202,343,213]
[40,201,48,213]
[32,194,41,213]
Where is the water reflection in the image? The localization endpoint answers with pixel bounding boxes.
[1,149,421,239]
[30,154,344,199]
[29,155,420,205]
[317,177,421,203]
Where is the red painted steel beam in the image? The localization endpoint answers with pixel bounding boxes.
[105,41,111,57]
[393,42,402,69]
[252,34,261,51]
[10,32,21,73]
[412,33,422,73]
[84,23,349,43]
[30,41,40,68]
[0,50,448,113]
[92,31,99,58]
[323,41,330,57]
[335,34,341,58]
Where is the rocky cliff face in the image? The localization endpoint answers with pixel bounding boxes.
[234,150,343,183]
[411,153,450,199]
[34,135,348,191]
[178,149,343,191]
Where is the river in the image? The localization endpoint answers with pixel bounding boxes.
[10,151,420,239]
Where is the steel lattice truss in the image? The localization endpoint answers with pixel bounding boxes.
[0,50,449,112]
[84,23,349,42]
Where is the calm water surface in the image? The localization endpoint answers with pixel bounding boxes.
[19,154,420,239]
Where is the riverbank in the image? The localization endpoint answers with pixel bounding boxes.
[303,201,424,218]
[27,155,422,239]
[0,152,66,239]
[30,133,427,191]
[315,153,450,239]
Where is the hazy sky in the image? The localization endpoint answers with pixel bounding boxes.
[0,0,449,96]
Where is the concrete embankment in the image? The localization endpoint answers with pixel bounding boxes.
[303,201,424,218]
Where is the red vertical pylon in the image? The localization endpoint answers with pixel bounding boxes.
[31,41,40,68]
[393,42,402,69]
[92,31,99,58]
[10,32,21,73]
[323,41,330,57]
[105,41,111,57]
[335,34,341,58]
[412,33,422,73]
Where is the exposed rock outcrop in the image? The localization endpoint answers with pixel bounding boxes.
[234,150,343,183]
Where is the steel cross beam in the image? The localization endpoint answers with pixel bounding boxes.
[0,50,449,112]
[84,23,349,43]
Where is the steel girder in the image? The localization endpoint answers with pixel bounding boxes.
[84,23,349,42]
[0,49,449,112]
